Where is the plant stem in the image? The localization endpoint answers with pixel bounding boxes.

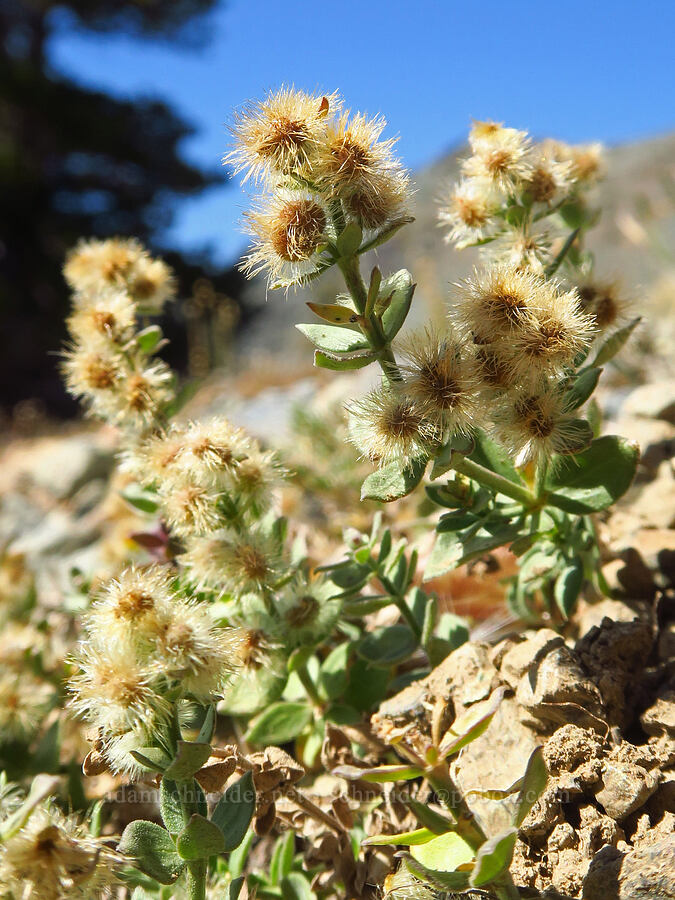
[425,764,486,852]
[377,573,422,640]
[185,860,207,900]
[450,454,536,507]
[337,255,403,383]
[295,660,323,708]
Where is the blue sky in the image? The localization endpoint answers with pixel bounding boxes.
[48,0,675,266]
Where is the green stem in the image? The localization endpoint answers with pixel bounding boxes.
[425,764,486,852]
[337,255,403,384]
[296,660,323,708]
[450,455,536,507]
[494,877,521,900]
[378,574,422,641]
[185,860,207,900]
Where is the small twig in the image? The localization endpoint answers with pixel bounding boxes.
[284,786,347,835]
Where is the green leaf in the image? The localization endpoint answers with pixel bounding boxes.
[406,798,456,835]
[225,876,247,900]
[400,853,471,891]
[592,316,641,366]
[197,706,216,744]
[358,216,414,255]
[343,658,390,711]
[363,827,436,847]
[129,748,171,774]
[164,742,212,782]
[159,779,185,836]
[325,703,360,725]
[435,510,478,531]
[430,433,475,480]
[470,429,524,485]
[211,771,256,852]
[117,820,184,885]
[513,746,548,827]
[469,828,518,887]
[319,643,350,699]
[270,830,295,884]
[336,221,363,257]
[332,763,424,783]
[136,325,164,354]
[554,560,584,619]
[380,269,415,340]
[425,521,522,580]
[296,323,369,354]
[306,301,357,325]
[411,831,475,872]
[565,368,602,410]
[544,227,580,277]
[280,872,317,900]
[176,814,226,861]
[439,688,505,758]
[545,435,639,513]
[314,349,376,371]
[357,624,417,667]
[245,702,313,746]
[360,457,427,503]
[121,487,159,514]
[228,829,255,879]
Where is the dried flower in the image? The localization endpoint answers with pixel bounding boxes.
[66,288,137,346]
[400,327,479,433]
[453,265,542,340]
[180,528,281,595]
[493,385,589,463]
[438,178,497,247]
[0,672,55,745]
[0,803,119,898]
[577,280,631,331]
[523,149,574,205]
[241,189,331,288]
[348,385,436,465]
[463,122,531,193]
[226,86,338,183]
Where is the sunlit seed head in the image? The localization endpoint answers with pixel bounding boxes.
[577,280,630,331]
[111,361,173,429]
[226,86,339,183]
[277,577,341,648]
[523,150,574,204]
[493,385,585,464]
[343,170,411,230]
[129,257,176,312]
[67,288,137,346]
[234,445,285,510]
[159,479,222,538]
[0,672,54,745]
[63,237,144,293]
[180,529,279,595]
[150,602,241,700]
[62,346,122,398]
[69,643,168,734]
[348,386,436,466]
[102,726,157,781]
[463,123,532,193]
[399,327,479,433]
[315,110,406,198]
[490,228,551,274]
[454,265,543,338]
[0,803,119,898]
[125,427,186,484]
[241,190,330,289]
[501,290,595,380]
[438,178,497,247]
[85,565,174,650]
[568,142,605,184]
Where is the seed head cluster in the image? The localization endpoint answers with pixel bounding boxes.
[0,797,119,899]
[438,121,604,274]
[227,86,411,288]
[69,565,243,778]
[62,238,175,431]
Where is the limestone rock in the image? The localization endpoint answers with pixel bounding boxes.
[622,380,675,425]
